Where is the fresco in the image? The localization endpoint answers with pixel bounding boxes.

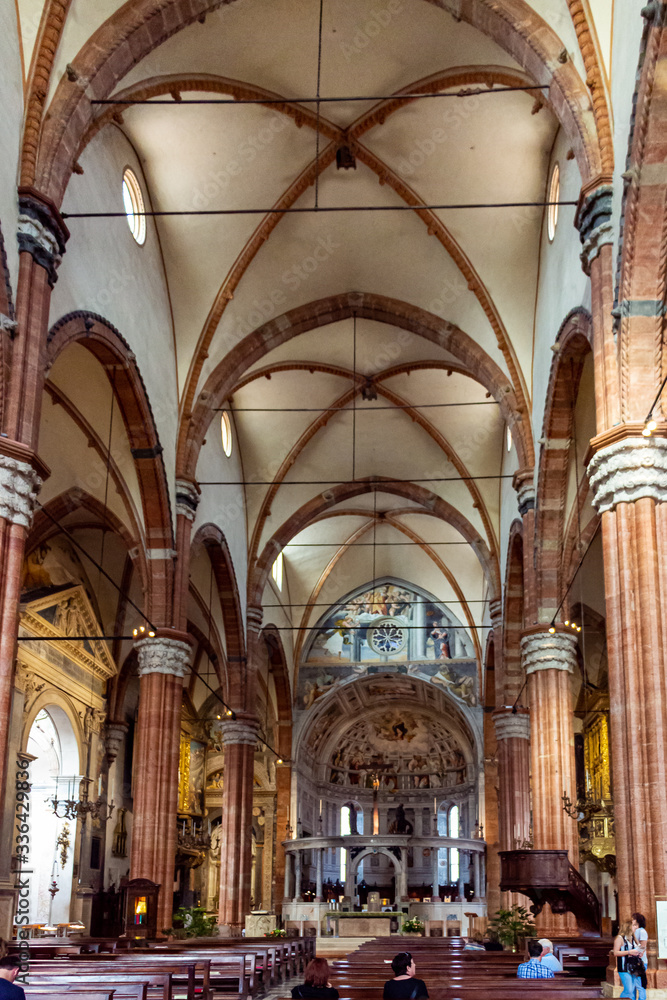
[303,583,468,666]
[320,708,468,789]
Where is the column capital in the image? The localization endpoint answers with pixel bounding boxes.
[17,187,69,287]
[492,706,530,741]
[174,478,200,521]
[104,720,129,764]
[220,714,260,746]
[488,598,503,627]
[512,468,535,516]
[135,631,193,678]
[520,628,578,675]
[575,176,613,276]
[0,440,49,528]
[247,606,263,635]
[587,433,667,513]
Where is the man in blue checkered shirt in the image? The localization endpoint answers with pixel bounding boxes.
[517,940,556,979]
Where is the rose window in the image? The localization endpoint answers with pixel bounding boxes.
[367,617,408,655]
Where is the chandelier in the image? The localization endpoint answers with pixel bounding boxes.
[48,778,114,824]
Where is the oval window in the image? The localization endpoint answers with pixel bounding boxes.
[221,411,233,457]
[122,168,146,245]
[547,163,560,242]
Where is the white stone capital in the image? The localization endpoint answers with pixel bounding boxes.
[520,630,578,675]
[220,718,259,746]
[588,436,667,512]
[0,454,42,527]
[18,213,63,267]
[175,479,200,521]
[135,635,192,678]
[493,712,530,741]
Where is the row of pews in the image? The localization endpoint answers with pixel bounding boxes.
[10,934,315,1000]
[315,936,609,1000]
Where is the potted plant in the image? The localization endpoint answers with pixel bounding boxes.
[487,905,536,952]
[170,906,218,939]
[401,917,425,936]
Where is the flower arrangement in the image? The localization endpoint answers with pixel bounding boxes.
[401,917,425,935]
[265,927,287,938]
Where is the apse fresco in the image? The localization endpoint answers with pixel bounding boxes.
[299,581,477,711]
[319,708,468,789]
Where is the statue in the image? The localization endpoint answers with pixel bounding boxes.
[389,803,413,835]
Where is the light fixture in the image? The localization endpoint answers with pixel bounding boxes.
[643,419,657,437]
[548,627,556,634]
[226,709,233,717]
[277,758,283,765]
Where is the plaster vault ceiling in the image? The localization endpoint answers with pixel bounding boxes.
[38,0,587,659]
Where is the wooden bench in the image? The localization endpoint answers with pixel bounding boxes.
[24,972,172,1000]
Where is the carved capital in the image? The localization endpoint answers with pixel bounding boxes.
[493,709,530,741]
[488,598,503,626]
[0,314,17,337]
[135,635,192,678]
[175,479,200,521]
[247,606,263,635]
[512,468,535,516]
[520,630,578,675]
[104,721,129,765]
[588,436,667,512]
[575,182,613,276]
[17,188,69,287]
[0,454,43,527]
[220,716,260,747]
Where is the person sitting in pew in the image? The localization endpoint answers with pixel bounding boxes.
[0,956,25,1000]
[517,940,555,979]
[292,958,339,1000]
[383,952,429,999]
[483,932,504,951]
[464,931,486,951]
[538,939,563,973]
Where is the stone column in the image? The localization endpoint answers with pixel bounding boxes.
[293,849,303,902]
[283,850,292,902]
[130,632,193,933]
[473,851,481,901]
[588,434,667,927]
[457,851,466,902]
[218,715,259,934]
[274,755,292,915]
[492,708,531,850]
[521,628,578,934]
[315,849,323,902]
[431,847,441,901]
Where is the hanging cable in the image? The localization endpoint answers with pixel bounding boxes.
[352,312,357,481]
[314,0,324,209]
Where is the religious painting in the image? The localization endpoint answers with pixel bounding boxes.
[178,736,206,815]
[302,581,474,670]
[325,708,467,790]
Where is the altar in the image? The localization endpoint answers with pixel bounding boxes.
[326,911,398,936]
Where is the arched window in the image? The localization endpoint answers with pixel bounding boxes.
[271,552,284,590]
[122,168,146,245]
[547,162,560,242]
[449,804,460,881]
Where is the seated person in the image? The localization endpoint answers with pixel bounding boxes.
[483,932,504,951]
[383,952,429,999]
[517,939,555,979]
[538,938,563,972]
[292,959,339,1000]
[0,956,25,1000]
[464,931,486,951]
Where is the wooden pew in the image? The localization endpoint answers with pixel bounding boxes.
[23,971,172,1000]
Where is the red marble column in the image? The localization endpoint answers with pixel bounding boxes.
[130,631,193,934]
[218,714,260,935]
[522,627,579,936]
[0,190,67,823]
[493,707,531,852]
[274,759,292,914]
[588,433,667,956]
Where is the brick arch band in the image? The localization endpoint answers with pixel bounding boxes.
[535,308,593,615]
[249,477,499,610]
[190,523,246,705]
[180,291,533,478]
[30,0,603,204]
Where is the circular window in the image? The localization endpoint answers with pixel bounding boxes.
[221,411,233,457]
[547,162,560,242]
[367,617,408,656]
[122,168,146,245]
